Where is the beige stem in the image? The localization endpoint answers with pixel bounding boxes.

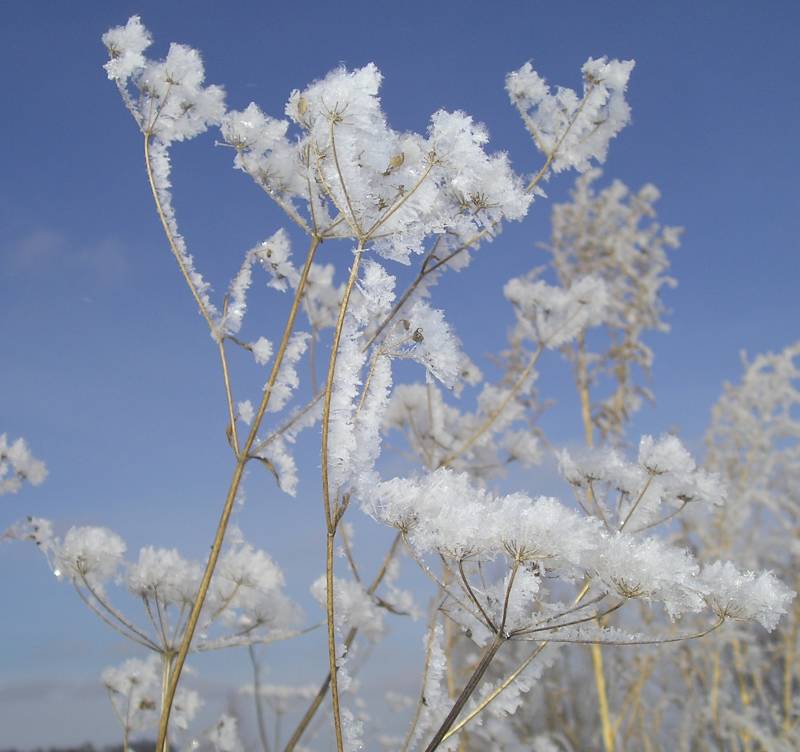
[320,248,364,752]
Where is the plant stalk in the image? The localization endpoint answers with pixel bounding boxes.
[155,237,320,748]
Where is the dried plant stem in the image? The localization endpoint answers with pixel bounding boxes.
[522,81,597,192]
[442,643,548,742]
[249,644,272,752]
[158,652,174,752]
[320,246,364,752]
[155,236,320,749]
[732,638,753,752]
[438,581,593,741]
[283,531,403,752]
[612,656,654,739]
[589,645,614,752]
[218,331,240,456]
[783,596,799,734]
[401,603,443,752]
[575,337,616,752]
[440,566,463,731]
[424,634,506,752]
[710,644,722,734]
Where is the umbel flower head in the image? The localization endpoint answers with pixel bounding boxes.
[222,63,532,262]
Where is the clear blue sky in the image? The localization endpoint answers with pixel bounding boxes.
[1,1,798,747]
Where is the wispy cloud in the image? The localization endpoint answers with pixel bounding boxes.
[1,229,129,285]
[0,677,104,703]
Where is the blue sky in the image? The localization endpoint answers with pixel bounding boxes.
[1,0,799,747]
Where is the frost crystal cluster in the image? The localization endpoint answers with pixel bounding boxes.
[0,434,47,496]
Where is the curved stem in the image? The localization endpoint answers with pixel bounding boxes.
[79,574,158,649]
[74,584,157,651]
[144,133,216,333]
[330,120,363,238]
[320,246,364,752]
[619,473,655,532]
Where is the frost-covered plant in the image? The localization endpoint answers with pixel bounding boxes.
[672,342,800,750]
[10,517,304,748]
[102,655,202,747]
[521,343,800,752]
[539,169,682,440]
[0,433,47,496]
[485,169,683,750]
[240,674,318,752]
[6,14,793,752]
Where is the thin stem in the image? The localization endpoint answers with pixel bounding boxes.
[74,584,157,650]
[518,616,726,647]
[282,532,403,752]
[156,237,320,748]
[321,248,363,531]
[153,590,171,648]
[401,605,442,752]
[79,574,158,649]
[339,523,361,583]
[630,500,688,535]
[511,599,625,638]
[436,581,594,738]
[364,235,477,353]
[524,81,597,193]
[365,161,435,238]
[783,596,799,734]
[575,334,615,752]
[442,643,548,742]
[218,334,240,457]
[319,247,364,752]
[457,559,497,633]
[249,644,272,752]
[159,652,174,752]
[619,473,655,532]
[253,392,323,454]
[500,560,521,634]
[141,595,164,647]
[402,538,476,617]
[329,119,363,238]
